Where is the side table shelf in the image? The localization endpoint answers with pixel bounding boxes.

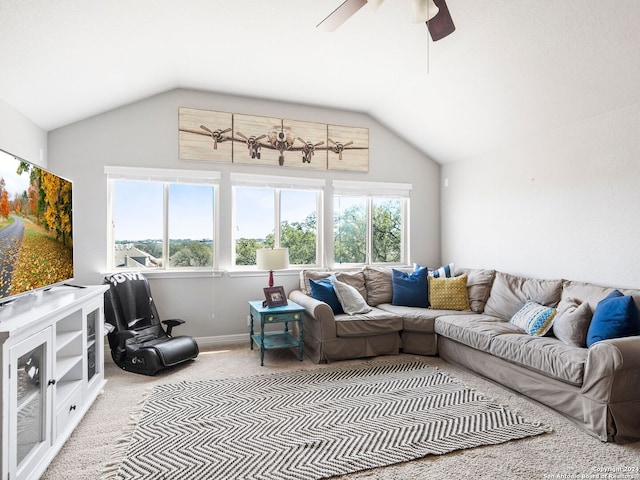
[249,300,305,366]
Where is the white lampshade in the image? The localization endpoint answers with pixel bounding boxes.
[256,248,289,272]
[412,0,439,22]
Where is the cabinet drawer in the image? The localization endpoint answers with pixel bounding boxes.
[56,385,83,438]
[264,312,302,323]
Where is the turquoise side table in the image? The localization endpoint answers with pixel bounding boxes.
[249,300,305,366]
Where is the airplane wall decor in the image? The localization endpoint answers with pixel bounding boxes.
[178,107,369,172]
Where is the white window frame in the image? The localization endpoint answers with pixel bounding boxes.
[105,166,220,273]
[332,180,411,268]
[230,173,324,270]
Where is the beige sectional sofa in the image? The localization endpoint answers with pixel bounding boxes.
[288,266,640,443]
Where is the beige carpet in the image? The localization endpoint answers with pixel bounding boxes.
[43,345,640,480]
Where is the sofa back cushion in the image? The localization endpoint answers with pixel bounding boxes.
[484,271,562,321]
[561,280,640,313]
[300,270,367,301]
[455,268,496,313]
[300,270,330,295]
[363,266,410,306]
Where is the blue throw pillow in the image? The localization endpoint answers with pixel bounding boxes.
[586,290,640,347]
[309,278,344,315]
[392,267,429,307]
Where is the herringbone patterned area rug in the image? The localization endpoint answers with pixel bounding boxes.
[107,359,549,479]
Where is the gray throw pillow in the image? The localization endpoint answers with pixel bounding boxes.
[333,280,372,315]
[552,297,592,347]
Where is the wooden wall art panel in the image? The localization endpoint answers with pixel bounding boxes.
[178,107,368,172]
[178,108,233,163]
[327,125,369,172]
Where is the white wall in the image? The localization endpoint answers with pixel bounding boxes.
[0,99,47,167]
[442,101,640,289]
[47,88,441,342]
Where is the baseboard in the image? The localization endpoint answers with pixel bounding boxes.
[195,334,248,348]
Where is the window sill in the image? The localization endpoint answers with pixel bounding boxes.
[226,269,302,279]
[104,269,224,280]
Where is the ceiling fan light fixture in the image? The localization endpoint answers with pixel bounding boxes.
[412,0,439,23]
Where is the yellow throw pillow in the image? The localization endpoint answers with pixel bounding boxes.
[429,275,470,311]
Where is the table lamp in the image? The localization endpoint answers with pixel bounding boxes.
[256,247,289,287]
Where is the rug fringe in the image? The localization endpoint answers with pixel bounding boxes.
[100,388,152,480]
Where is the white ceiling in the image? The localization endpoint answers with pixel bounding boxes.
[1,0,640,164]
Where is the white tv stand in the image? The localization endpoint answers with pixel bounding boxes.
[0,285,108,480]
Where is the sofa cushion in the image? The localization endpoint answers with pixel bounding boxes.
[483,271,562,320]
[335,271,368,302]
[309,278,343,315]
[456,268,496,313]
[489,334,587,386]
[429,275,470,311]
[364,266,412,306]
[334,307,403,337]
[300,270,330,295]
[333,279,372,315]
[553,297,592,347]
[300,270,367,301]
[509,300,557,336]
[435,314,522,351]
[586,290,640,347]
[378,304,473,333]
[561,280,640,315]
[391,267,429,307]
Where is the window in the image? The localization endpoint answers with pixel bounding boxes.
[231,174,323,267]
[333,181,411,266]
[106,167,219,270]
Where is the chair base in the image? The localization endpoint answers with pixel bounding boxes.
[112,337,199,376]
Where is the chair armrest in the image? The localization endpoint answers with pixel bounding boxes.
[582,335,640,403]
[162,318,185,336]
[289,290,337,341]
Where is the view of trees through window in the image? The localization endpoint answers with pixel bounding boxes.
[334,195,403,265]
[234,187,318,266]
[112,180,214,269]
[111,175,406,271]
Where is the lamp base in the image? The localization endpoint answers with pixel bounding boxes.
[268,270,274,287]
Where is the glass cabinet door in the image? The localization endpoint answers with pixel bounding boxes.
[86,308,97,382]
[9,327,53,480]
[85,304,103,388]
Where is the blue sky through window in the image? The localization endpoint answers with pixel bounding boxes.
[114,181,214,241]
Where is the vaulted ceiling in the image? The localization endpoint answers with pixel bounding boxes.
[2,0,639,164]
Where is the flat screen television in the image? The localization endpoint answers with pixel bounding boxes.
[0,148,74,305]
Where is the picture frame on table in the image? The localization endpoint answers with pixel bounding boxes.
[263,286,288,308]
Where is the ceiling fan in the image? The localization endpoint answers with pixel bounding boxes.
[317,0,455,41]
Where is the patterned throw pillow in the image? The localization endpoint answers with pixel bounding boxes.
[510,300,557,336]
[429,275,470,311]
[429,263,454,278]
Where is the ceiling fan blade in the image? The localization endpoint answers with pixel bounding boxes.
[317,0,368,32]
[426,0,455,41]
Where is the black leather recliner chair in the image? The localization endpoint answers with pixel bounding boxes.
[103,272,199,376]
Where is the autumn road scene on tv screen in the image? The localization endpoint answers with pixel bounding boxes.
[0,152,73,300]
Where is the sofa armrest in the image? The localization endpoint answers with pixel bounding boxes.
[582,335,640,403]
[289,290,337,341]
